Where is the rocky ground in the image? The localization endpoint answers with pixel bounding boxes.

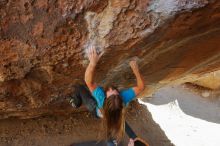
[0,102,173,146]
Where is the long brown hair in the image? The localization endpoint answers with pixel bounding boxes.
[102,92,125,141]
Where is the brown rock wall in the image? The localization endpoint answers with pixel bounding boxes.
[0,0,219,118]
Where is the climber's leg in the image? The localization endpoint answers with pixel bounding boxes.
[69,84,97,116]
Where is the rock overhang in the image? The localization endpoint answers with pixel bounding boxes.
[0,0,219,119]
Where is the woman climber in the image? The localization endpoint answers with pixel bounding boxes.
[68,46,148,145]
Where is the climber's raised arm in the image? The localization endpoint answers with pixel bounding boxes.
[84,46,104,92]
[129,60,144,96]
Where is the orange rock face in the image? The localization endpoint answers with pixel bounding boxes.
[0,0,219,119]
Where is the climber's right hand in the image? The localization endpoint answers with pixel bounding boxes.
[87,46,104,66]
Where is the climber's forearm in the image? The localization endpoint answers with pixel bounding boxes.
[85,46,103,92]
[133,70,145,94]
[129,60,145,95]
[135,72,144,90]
[84,62,97,92]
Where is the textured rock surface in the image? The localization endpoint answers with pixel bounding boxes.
[191,70,220,90]
[182,70,220,99]
[0,102,174,146]
[0,0,220,119]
